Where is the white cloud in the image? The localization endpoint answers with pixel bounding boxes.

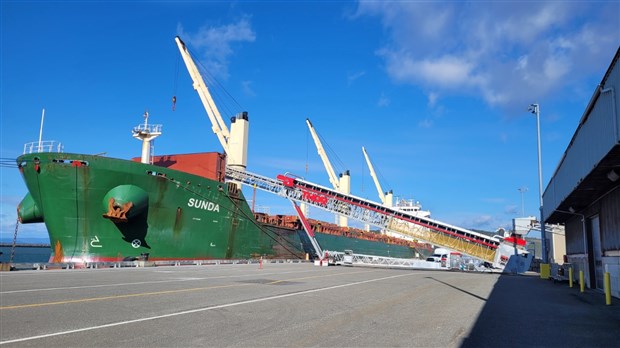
[241,80,256,97]
[472,214,493,226]
[481,198,506,204]
[177,18,256,80]
[418,119,432,128]
[516,55,528,71]
[377,92,390,107]
[355,1,620,111]
[504,205,519,215]
[347,70,366,85]
[381,52,478,88]
[427,92,438,108]
[543,55,571,81]
[456,212,516,231]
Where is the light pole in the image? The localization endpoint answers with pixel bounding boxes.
[518,186,528,217]
[529,103,548,264]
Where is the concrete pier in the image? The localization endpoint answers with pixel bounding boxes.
[1,263,618,347]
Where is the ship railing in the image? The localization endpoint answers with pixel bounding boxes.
[23,141,64,154]
[132,124,162,134]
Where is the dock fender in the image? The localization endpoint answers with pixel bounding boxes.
[17,193,44,224]
[102,185,148,222]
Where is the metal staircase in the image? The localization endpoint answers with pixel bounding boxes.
[225,167,531,270]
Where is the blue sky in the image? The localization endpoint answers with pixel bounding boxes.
[1,1,619,242]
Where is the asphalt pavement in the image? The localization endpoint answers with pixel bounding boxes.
[461,272,620,348]
[0,263,618,347]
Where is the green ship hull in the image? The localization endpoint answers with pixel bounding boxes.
[314,233,420,259]
[264,225,425,260]
[16,152,303,262]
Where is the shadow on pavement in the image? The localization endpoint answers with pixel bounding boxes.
[460,273,620,347]
[425,276,488,302]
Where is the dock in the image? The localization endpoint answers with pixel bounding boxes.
[1,263,618,347]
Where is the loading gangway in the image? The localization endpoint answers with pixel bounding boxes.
[226,167,531,270]
[330,251,443,269]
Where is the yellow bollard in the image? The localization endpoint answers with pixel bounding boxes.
[579,270,585,293]
[540,264,550,279]
[305,253,309,261]
[604,272,611,305]
[569,267,573,288]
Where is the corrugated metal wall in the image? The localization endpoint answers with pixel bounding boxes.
[565,216,585,255]
[600,187,620,253]
[565,187,620,256]
[543,59,619,219]
[609,62,620,139]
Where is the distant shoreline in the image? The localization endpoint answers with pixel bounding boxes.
[0,243,51,248]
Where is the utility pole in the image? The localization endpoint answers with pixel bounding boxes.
[529,103,547,264]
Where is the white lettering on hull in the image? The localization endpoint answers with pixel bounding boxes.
[187,198,220,212]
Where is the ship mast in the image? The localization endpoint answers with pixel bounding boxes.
[37,109,45,152]
[132,111,162,164]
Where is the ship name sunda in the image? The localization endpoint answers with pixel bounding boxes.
[187,198,220,212]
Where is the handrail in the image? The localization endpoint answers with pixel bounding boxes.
[23,141,64,154]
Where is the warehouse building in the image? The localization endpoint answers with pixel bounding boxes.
[543,47,620,298]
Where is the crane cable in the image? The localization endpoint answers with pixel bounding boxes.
[172,54,180,111]
[0,157,18,168]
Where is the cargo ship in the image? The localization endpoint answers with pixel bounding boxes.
[15,37,431,263]
[16,147,430,262]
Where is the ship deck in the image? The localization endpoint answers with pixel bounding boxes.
[1,263,618,347]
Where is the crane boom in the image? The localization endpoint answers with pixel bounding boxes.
[362,147,393,207]
[305,118,350,227]
[175,36,230,153]
[362,146,386,204]
[306,118,339,189]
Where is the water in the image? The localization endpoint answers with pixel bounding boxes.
[0,246,51,263]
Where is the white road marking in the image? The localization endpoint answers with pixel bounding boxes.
[0,272,416,345]
[0,269,317,294]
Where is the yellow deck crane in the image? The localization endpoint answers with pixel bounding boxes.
[306,118,351,227]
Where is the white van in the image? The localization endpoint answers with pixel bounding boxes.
[426,248,449,263]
